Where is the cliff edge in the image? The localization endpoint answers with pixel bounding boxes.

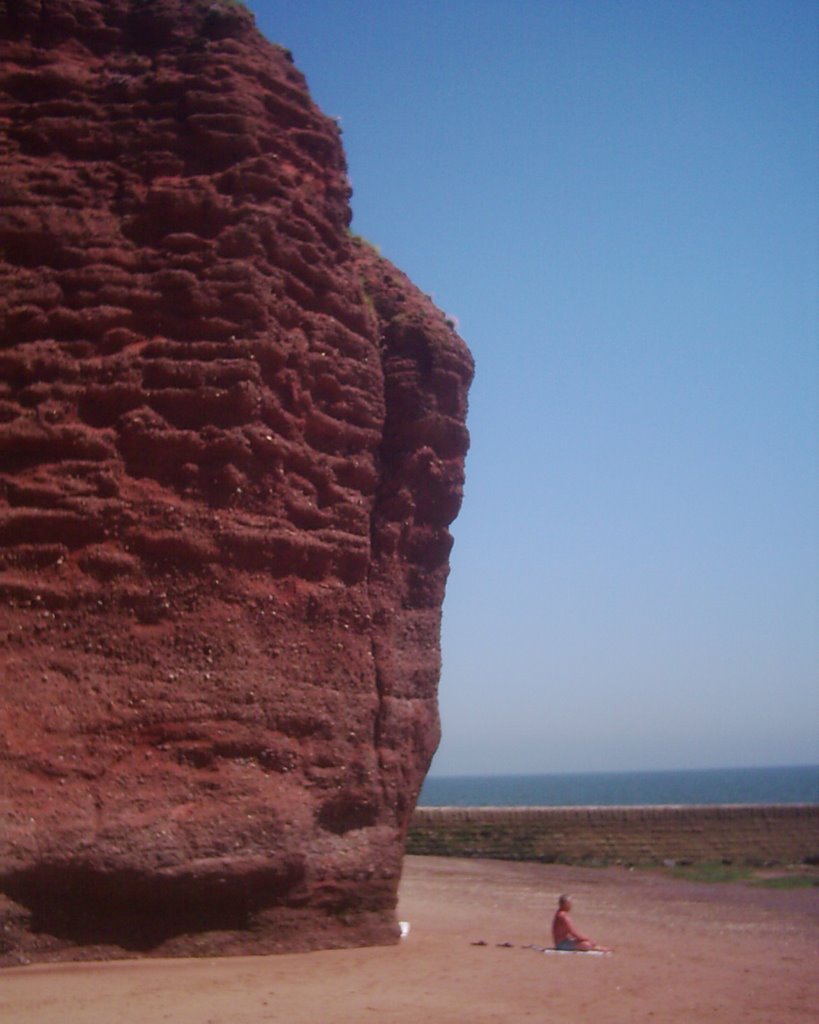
[0,0,473,963]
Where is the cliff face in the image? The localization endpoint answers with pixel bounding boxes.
[0,0,473,963]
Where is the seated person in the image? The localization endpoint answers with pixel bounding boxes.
[552,894,610,952]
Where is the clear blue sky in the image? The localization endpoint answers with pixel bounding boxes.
[246,1,818,775]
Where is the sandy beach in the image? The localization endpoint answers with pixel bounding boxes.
[1,855,816,1024]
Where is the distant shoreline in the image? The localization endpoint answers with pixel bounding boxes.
[416,801,818,809]
[425,761,818,776]
[419,765,819,808]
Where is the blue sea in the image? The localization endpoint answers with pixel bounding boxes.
[419,764,819,807]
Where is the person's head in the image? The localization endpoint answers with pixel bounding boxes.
[558,893,572,910]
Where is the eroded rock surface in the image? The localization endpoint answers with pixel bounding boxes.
[0,0,472,963]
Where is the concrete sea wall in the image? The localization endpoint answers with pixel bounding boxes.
[408,805,819,865]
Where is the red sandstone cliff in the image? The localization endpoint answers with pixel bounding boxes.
[0,0,473,963]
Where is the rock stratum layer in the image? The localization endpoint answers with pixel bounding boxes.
[0,0,472,964]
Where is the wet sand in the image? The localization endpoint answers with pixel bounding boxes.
[1,855,817,1023]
